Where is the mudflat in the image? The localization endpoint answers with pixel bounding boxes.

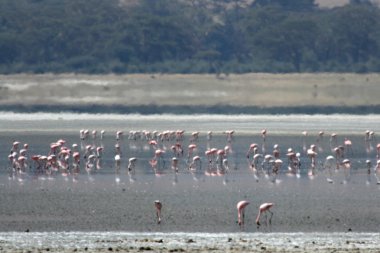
[0,73,379,107]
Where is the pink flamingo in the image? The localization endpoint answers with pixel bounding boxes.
[100,130,105,140]
[316,131,324,152]
[150,149,166,175]
[154,200,162,224]
[127,157,137,182]
[96,147,104,170]
[205,149,217,175]
[237,200,250,228]
[273,144,280,159]
[344,138,353,157]
[341,159,351,183]
[374,160,380,184]
[207,131,213,141]
[171,157,179,173]
[175,130,185,142]
[112,154,121,182]
[271,159,282,182]
[256,203,274,227]
[116,131,123,141]
[171,143,183,157]
[224,130,235,143]
[307,144,318,176]
[187,144,197,164]
[72,152,81,180]
[189,155,201,171]
[302,131,308,154]
[330,133,338,152]
[366,160,372,184]
[324,155,335,183]
[286,148,298,175]
[261,129,267,153]
[190,131,200,142]
[246,143,259,159]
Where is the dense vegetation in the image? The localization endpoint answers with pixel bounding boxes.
[1,0,380,74]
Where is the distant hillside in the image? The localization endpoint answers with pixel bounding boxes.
[0,0,380,74]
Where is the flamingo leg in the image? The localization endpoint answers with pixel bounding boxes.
[268,210,273,225]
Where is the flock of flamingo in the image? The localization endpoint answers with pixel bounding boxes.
[152,199,274,229]
[4,128,380,184]
[4,128,380,229]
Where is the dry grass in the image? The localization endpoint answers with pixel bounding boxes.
[0,73,379,107]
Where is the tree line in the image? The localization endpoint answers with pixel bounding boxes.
[0,0,379,74]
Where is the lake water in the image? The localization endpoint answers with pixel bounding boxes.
[0,113,380,252]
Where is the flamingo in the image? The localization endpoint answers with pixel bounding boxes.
[100,130,105,140]
[80,129,85,140]
[72,152,81,180]
[114,154,121,176]
[366,160,371,184]
[286,148,296,173]
[344,138,353,157]
[341,159,351,183]
[271,159,282,182]
[330,133,338,152]
[252,153,263,172]
[205,149,216,175]
[116,131,123,141]
[17,156,27,181]
[307,144,318,176]
[374,160,380,184]
[154,200,162,224]
[256,202,274,227]
[171,157,179,184]
[171,143,183,157]
[316,131,324,152]
[171,157,179,173]
[187,144,197,164]
[190,131,200,143]
[262,154,274,176]
[7,155,16,179]
[207,131,213,141]
[237,200,250,228]
[246,143,259,160]
[302,131,308,154]
[86,154,96,175]
[91,130,97,140]
[127,157,137,182]
[261,129,267,153]
[175,130,185,142]
[286,149,300,177]
[273,144,280,159]
[150,149,166,175]
[324,155,335,183]
[96,147,104,170]
[224,130,235,143]
[189,156,202,172]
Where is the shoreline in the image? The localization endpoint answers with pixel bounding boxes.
[1,104,380,115]
[1,231,380,253]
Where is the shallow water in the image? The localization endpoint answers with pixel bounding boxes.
[1,113,380,251]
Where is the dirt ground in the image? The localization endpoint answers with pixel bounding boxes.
[0,73,379,108]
